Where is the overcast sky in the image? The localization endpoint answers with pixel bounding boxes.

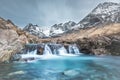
[0,0,119,28]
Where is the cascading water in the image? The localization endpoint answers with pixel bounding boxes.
[21,44,38,59]
[58,46,68,56]
[43,44,53,55]
[19,43,82,61]
[21,49,38,59]
[68,44,80,54]
[27,49,37,55]
[69,45,73,54]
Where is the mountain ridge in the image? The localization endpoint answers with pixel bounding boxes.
[23,2,120,37]
[78,2,120,28]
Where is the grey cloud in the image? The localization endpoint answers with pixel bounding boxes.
[0,0,119,27]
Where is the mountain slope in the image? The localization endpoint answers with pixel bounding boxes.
[78,2,120,28]
[23,23,46,38]
[49,2,120,36]
[49,21,77,36]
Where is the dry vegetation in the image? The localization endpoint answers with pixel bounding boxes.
[39,23,120,43]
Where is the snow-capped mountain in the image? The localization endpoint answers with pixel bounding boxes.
[23,23,47,38]
[42,28,50,36]
[49,21,77,36]
[50,2,120,36]
[78,2,120,28]
[24,2,120,38]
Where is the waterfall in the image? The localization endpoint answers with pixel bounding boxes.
[43,44,53,55]
[21,44,38,59]
[58,47,68,56]
[73,45,80,54]
[19,43,82,61]
[27,49,37,55]
[22,43,81,56]
[21,49,38,59]
[68,44,80,54]
[69,45,74,54]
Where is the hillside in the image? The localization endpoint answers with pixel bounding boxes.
[0,17,40,62]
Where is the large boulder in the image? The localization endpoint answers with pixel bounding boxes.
[0,17,30,62]
[0,29,26,62]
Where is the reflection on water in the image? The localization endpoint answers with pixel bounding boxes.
[0,56,120,80]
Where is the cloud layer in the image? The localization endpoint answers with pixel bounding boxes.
[0,0,119,27]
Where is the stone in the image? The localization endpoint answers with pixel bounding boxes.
[37,47,44,55]
[63,70,80,77]
[8,71,26,76]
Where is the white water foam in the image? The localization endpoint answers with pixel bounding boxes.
[20,44,82,62]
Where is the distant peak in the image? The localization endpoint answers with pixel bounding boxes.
[79,1,120,28]
[0,17,5,21]
[96,2,120,8]
[65,21,76,25]
[101,2,119,5]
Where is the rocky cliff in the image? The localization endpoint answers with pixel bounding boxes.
[0,17,40,62]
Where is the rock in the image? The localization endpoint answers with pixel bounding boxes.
[10,54,21,61]
[18,34,29,45]
[0,18,29,62]
[92,48,108,55]
[0,29,21,62]
[37,47,44,55]
[0,29,18,45]
[0,50,15,62]
[8,71,26,76]
[63,69,80,77]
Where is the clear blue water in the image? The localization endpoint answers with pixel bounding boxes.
[0,56,120,80]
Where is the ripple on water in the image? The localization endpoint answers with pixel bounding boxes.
[0,56,120,80]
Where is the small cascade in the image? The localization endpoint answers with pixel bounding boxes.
[43,44,53,55]
[23,44,37,54]
[72,45,80,54]
[20,44,39,60]
[53,49,57,55]
[58,47,68,56]
[19,43,82,61]
[69,45,74,54]
[27,49,37,55]
[68,44,80,54]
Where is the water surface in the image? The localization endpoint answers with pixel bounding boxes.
[0,56,120,80]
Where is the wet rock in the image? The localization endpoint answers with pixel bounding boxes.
[10,54,21,61]
[63,69,80,77]
[37,47,44,55]
[8,71,26,76]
